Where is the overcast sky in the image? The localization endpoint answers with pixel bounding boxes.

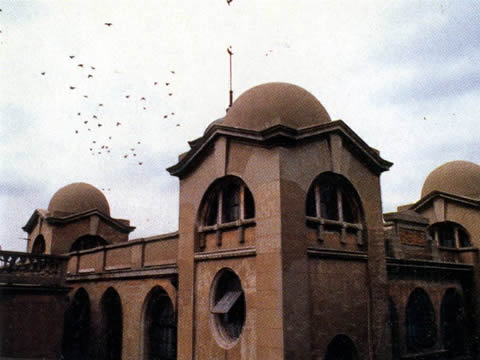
[1,1,479,251]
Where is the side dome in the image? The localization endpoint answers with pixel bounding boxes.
[222,82,331,131]
[48,182,110,216]
[421,161,480,199]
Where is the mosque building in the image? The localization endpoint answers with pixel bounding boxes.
[1,82,479,360]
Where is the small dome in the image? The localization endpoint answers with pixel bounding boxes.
[421,161,480,199]
[222,82,331,131]
[48,182,110,216]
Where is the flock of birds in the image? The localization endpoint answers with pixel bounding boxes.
[36,22,181,168]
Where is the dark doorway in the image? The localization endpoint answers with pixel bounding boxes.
[144,287,176,360]
[62,288,91,360]
[388,298,400,359]
[101,287,123,360]
[325,335,359,360]
[406,288,437,352]
[441,288,466,357]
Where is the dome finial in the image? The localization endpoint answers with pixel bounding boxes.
[227,46,234,111]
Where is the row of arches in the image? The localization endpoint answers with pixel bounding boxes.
[389,287,467,358]
[61,286,176,360]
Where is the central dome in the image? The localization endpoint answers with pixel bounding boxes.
[222,82,331,131]
[421,161,480,199]
[48,182,110,216]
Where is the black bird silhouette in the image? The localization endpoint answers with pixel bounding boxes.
[124,155,128,158]
[88,74,93,78]
[109,136,112,139]
[77,64,83,67]
[165,82,170,86]
[140,97,146,101]
[176,124,180,127]
[143,107,147,110]
[130,148,135,151]
[227,0,233,5]
[163,115,168,119]
[125,95,130,99]
[91,66,96,70]
[70,86,76,90]
[133,154,137,157]
[154,82,158,85]
[170,70,175,74]
[98,103,103,107]
[93,115,97,119]
[83,120,88,124]
[41,72,46,75]
[88,128,91,131]
[92,141,96,143]
[137,141,141,144]
[116,122,121,126]
[139,162,143,165]
[83,95,88,98]
[98,123,102,127]
[69,55,75,59]
[77,112,81,116]
[168,93,173,96]
[105,22,113,26]
[75,130,78,134]
[171,112,175,115]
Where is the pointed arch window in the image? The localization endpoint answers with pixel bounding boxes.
[306,173,364,245]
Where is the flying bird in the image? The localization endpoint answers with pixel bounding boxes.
[154,82,158,85]
[69,55,75,59]
[70,86,76,90]
[98,103,103,107]
[77,112,81,116]
[227,46,233,55]
[139,162,143,165]
[92,141,96,144]
[168,93,173,96]
[176,124,180,127]
[163,115,168,119]
[165,82,170,86]
[137,141,141,144]
[77,64,83,68]
[116,122,121,126]
[143,107,147,110]
[227,0,233,5]
[83,95,88,98]
[125,95,130,99]
[170,70,175,74]
[133,154,137,157]
[75,130,78,134]
[171,112,175,115]
[91,66,96,70]
[98,123,102,127]
[124,154,128,158]
[104,23,113,26]
[130,148,135,151]
[140,97,146,101]
[41,72,46,75]
[93,115,97,119]
[109,136,112,140]
[88,74,93,78]
[84,120,88,124]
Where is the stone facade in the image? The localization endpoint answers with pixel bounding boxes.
[2,82,480,360]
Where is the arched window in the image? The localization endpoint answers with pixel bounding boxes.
[62,288,91,360]
[429,222,470,248]
[70,235,107,252]
[198,176,255,249]
[406,288,437,352]
[210,268,246,347]
[441,288,466,356]
[324,335,359,360]
[306,173,364,244]
[101,287,123,360]
[143,287,176,360]
[32,235,46,254]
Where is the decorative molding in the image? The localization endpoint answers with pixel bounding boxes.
[194,247,256,262]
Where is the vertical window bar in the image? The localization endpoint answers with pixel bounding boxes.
[454,226,460,249]
[239,184,245,221]
[217,190,223,247]
[337,187,346,244]
[315,184,323,242]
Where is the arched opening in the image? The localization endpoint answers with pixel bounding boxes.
[143,287,176,360]
[406,288,437,352]
[70,235,107,252]
[62,288,91,360]
[101,287,123,360]
[210,268,246,347]
[32,235,46,254]
[429,221,470,248]
[441,288,466,356]
[388,298,400,359]
[197,176,255,250]
[324,335,359,360]
[306,172,364,244]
